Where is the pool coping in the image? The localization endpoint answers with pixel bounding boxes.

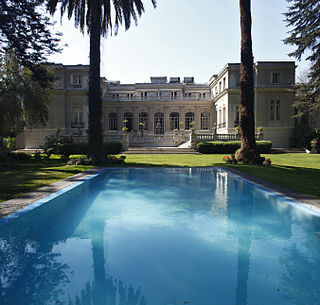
[219,166,320,214]
[0,168,103,218]
[1,166,320,219]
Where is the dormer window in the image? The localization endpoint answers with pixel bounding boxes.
[271,73,280,84]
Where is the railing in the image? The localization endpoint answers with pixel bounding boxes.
[105,134,123,142]
[131,134,174,144]
[107,96,211,102]
[71,122,84,128]
[195,132,263,142]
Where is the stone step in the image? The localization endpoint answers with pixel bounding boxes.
[122,147,200,154]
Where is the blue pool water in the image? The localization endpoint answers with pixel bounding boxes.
[0,167,320,305]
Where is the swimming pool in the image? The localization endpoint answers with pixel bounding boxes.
[0,167,319,305]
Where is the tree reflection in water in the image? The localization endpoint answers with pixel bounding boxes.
[0,176,148,305]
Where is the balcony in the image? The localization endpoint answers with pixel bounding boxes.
[72,84,82,88]
[107,96,211,102]
[71,122,85,128]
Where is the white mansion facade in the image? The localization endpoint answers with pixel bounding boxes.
[16,61,298,148]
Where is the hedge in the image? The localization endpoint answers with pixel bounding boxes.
[104,141,122,154]
[196,141,272,154]
[48,141,122,157]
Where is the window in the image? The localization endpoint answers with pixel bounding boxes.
[171,91,178,99]
[71,106,83,128]
[203,93,206,99]
[124,112,133,132]
[139,112,148,130]
[127,93,133,99]
[140,92,147,99]
[113,93,119,99]
[223,77,226,89]
[185,112,195,130]
[236,73,241,87]
[270,101,274,120]
[70,75,82,88]
[201,112,210,130]
[234,106,240,126]
[219,82,222,93]
[271,73,280,84]
[276,100,280,120]
[222,107,226,124]
[170,112,180,130]
[154,112,164,134]
[108,113,117,131]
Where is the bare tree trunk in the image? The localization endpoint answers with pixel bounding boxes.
[88,1,104,163]
[236,0,259,162]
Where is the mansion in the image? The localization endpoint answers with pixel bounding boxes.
[17,61,300,148]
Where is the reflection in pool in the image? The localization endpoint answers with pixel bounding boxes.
[0,168,320,305]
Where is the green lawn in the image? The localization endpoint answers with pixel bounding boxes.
[124,153,320,199]
[1,153,320,203]
[0,160,93,203]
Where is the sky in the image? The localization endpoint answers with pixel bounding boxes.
[48,0,310,84]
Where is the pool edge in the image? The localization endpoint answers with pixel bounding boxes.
[218,166,320,215]
[0,167,105,224]
[1,166,320,224]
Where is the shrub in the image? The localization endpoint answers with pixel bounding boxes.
[290,121,316,149]
[196,141,272,154]
[9,152,32,160]
[41,130,122,159]
[104,141,122,154]
[222,155,238,164]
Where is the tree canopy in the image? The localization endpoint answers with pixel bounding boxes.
[0,52,54,138]
[0,0,61,65]
[284,0,320,114]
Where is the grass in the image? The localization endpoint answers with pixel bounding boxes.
[0,160,93,203]
[1,153,320,203]
[124,153,320,199]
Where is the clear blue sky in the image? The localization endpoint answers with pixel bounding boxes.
[48,0,309,84]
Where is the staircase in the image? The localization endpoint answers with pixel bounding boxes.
[122,147,200,154]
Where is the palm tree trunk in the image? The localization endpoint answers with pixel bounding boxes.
[236,0,259,162]
[88,1,104,162]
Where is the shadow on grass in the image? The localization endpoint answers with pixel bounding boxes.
[223,164,320,199]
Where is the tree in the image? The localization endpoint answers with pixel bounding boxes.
[0,0,61,65]
[0,52,54,141]
[46,0,156,163]
[235,0,259,162]
[284,0,320,115]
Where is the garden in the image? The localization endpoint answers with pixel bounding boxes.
[1,136,320,202]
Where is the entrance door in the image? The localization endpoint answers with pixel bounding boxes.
[154,112,164,134]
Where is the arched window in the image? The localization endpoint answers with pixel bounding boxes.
[124,112,133,132]
[154,112,164,134]
[170,112,179,130]
[139,112,148,130]
[201,112,210,130]
[185,112,195,130]
[108,113,117,131]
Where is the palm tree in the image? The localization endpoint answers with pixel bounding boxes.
[235,0,259,163]
[47,0,156,163]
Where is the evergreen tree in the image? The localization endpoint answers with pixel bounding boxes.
[284,0,320,114]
